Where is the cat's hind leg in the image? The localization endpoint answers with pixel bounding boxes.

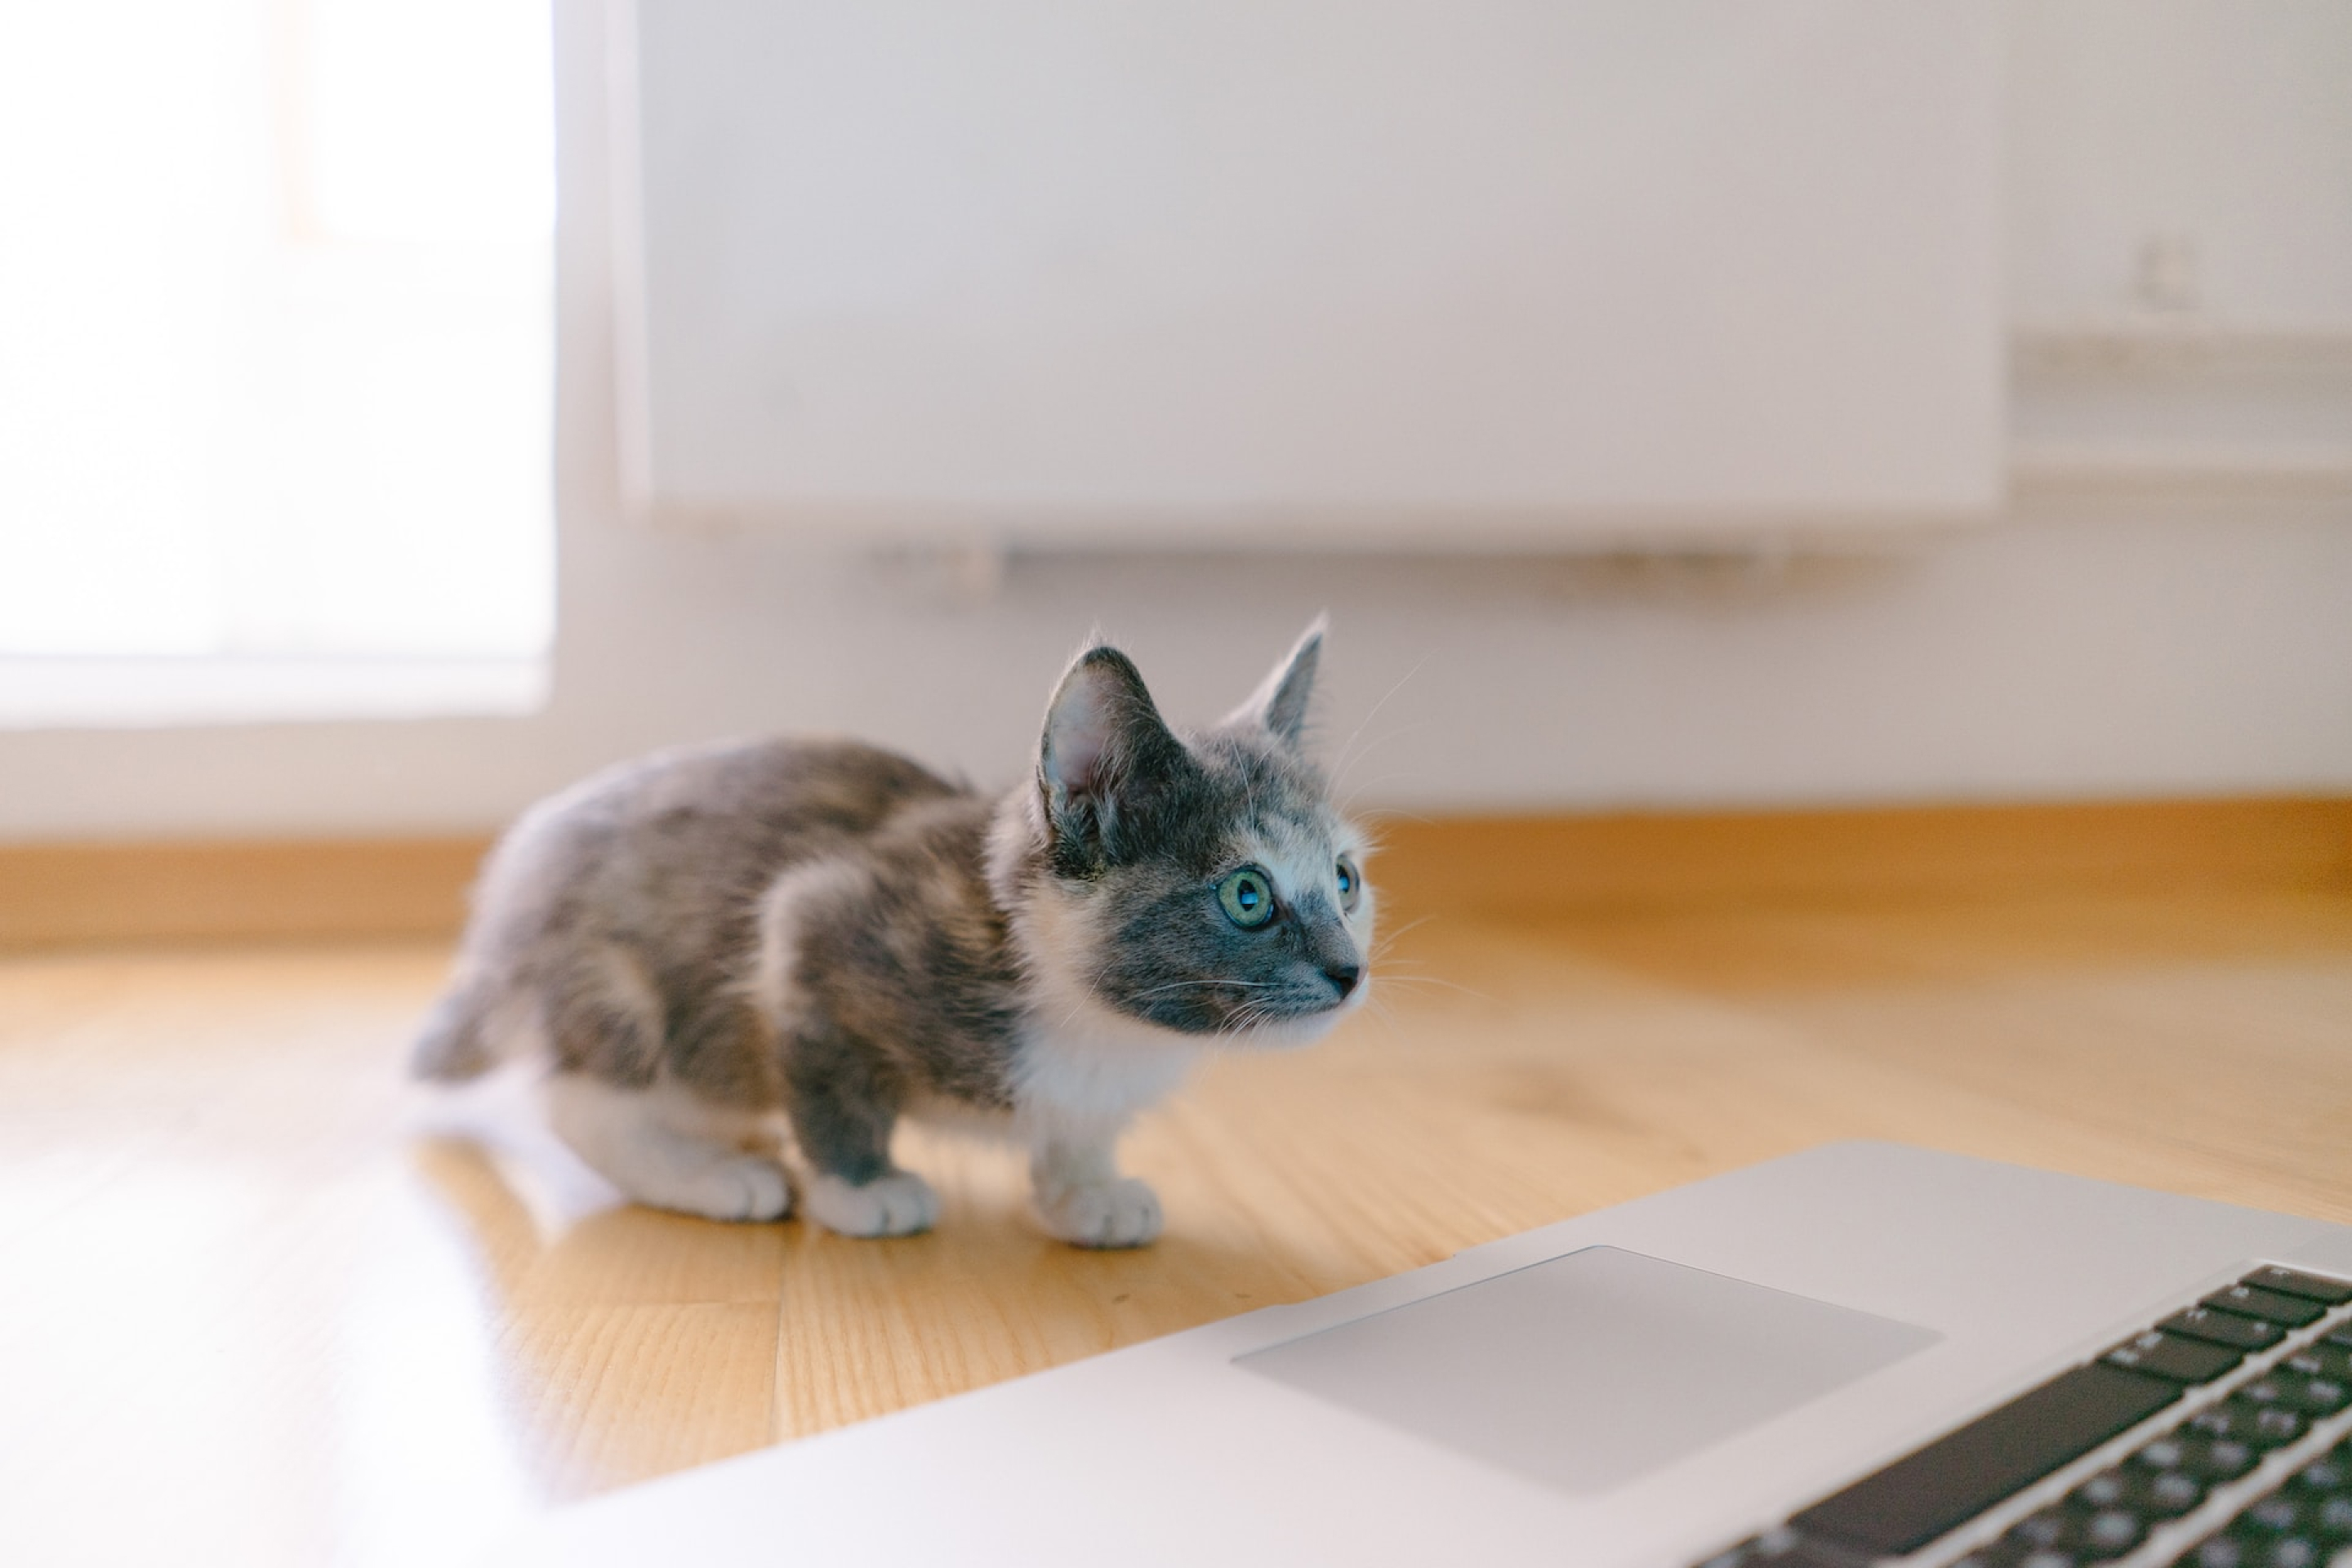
[528,939,792,1222]
[544,1074,793,1223]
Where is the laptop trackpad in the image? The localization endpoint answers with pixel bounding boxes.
[1236,1245,1938,1494]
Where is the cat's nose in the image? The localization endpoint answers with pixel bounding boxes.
[1322,963,1361,999]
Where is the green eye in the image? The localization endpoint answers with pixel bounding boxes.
[1335,857,1360,911]
[1217,866,1276,929]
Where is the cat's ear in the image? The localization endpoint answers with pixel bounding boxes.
[1226,617,1325,750]
[1038,644,1194,862]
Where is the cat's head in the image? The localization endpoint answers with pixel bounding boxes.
[997,620,1373,1048]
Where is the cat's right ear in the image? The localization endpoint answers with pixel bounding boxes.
[1224,617,1325,750]
[1038,645,1193,866]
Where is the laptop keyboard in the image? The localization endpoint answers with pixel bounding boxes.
[1694,1265,2352,1568]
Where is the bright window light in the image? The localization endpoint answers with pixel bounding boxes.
[0,0,553,721]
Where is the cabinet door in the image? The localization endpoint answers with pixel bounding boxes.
[615,1,2005,546]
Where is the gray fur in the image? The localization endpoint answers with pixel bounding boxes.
[414,624,1373,1245]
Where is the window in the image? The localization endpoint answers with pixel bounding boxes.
[0,0,555,725]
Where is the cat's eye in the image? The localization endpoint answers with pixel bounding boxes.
[1217,866,1276,929]
[1335,857,1361,912]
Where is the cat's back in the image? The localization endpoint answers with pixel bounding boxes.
[591,736,960,834]
[473,737,970,960]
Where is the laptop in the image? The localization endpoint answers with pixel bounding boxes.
[488,1141,2352,1566]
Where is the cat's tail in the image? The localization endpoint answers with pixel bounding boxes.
[410,973,512,1082]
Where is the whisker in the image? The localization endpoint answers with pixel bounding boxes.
[1369,973,1496,1003]
[1369,915,1438,950]
[1337,764,1431,819]
[1332,658,1427,789]
[1123,978,1278,1003]
[1352,805,1440,831]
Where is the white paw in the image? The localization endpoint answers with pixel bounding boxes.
[1034,1177,1163,1249]
[668,1155,793,1223]
[801,1169,938,1238]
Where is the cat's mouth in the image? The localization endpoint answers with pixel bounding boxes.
[1114,972,1370,1041]
[1210,980,1369,1045]
[1224,1000,1359,1049]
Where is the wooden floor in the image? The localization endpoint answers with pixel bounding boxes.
[4,881,2351,1566]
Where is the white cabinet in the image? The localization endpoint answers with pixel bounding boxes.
[612,2,2005,546]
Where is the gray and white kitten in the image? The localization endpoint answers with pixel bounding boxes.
[413,623,1371,1248]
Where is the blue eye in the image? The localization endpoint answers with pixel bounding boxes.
[1335,857,1361,911]
[1217,866,1276,929]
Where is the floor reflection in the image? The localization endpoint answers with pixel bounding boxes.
[407,1071,1326,1502]
[405,1126,786,1506]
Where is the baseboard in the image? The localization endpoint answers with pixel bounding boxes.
[2,796,2346,949]
[0,837,494,949]
[1370,796,2352,921]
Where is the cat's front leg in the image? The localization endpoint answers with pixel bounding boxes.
[783,1050,938,1239]
[1029,1135,1162,1249]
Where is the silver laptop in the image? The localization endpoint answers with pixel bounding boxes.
[489,1142,2352,1566]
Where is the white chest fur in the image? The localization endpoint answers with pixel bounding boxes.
[1011,1012,1200,1147]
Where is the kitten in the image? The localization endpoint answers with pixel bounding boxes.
[412,622,1372,1247]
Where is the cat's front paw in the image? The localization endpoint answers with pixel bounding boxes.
[1034,1177,1163,1249]
[801,1169,938,1238]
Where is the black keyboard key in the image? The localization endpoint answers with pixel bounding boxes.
[2078,1509,2147,1558]
[2222,1535,2327,1568]
[2167,1306,2289,1351]
[2189,1538,2251,1568]
[2013,1511,2074,1548]
[2207,1284,2329,1328]
[2017,1501,2145,1560]
[2289,1456,2352,1499]
[2287,1344,2352,1382]
[2107,1330,2245,1384]
[2142,1468,2211,1515]
[2243,1370,2351,1416]
[2139,1432,2260,1481]
[2194,1437,2263,1480]
[2084,1460,2206,1517]
[2075,1470,2131,1508]
[2007,1502,2145,1560]
[2234,1496,2314,1540]
[2192,1397,2307,1450]
[2224,1503,2331,1568]
[2244,1267,2352,1307]
[1791,1363,2181,1556]
[2291,1374,2347,1414]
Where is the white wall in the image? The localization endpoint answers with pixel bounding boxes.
[1,0,2346,842]
[2010,0,2352,327]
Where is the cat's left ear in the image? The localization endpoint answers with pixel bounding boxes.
[1038,644,1196,865]
[1225,617,1325,750]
